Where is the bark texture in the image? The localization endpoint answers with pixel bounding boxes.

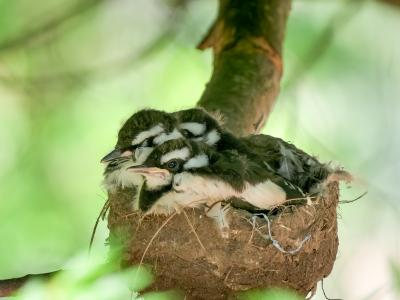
[197,0,291,136]
[381,0,400,6]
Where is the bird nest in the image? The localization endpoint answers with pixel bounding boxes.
[107,182,339,299]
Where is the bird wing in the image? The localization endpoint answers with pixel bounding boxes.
[189,149,248,192]
[173,148,309,211]
[241,134,330,192]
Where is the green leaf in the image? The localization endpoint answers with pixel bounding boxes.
[121,266,154,292]
[391,261,400,295]
[143,290,185,300]
[238,288,302,300]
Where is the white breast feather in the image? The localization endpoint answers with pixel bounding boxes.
[154,172,287,211]
[240,180,287,208]
[103,161,144,192]
[145,184,213,215]
[173,173,235,204]
[144,172,173,191]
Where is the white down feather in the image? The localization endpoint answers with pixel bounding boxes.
[147,172,287,214]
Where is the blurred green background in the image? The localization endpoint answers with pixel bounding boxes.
[0,0,399,299]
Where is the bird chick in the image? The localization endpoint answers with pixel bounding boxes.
[101,109,183,192]
[174,108,330,193]
[128,139,306,216]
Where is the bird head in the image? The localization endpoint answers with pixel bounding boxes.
[101,109,182,166]
[127,138,211,191]
[101,109,184,191]
[174,108,223,146]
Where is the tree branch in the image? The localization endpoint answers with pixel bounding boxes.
[0,272,56,297]
[197,0,291,136]
[379,0,400,6]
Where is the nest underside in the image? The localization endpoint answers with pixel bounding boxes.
[107,183,339,299]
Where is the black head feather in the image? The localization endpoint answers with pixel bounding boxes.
[116,109,178,149]
[140,138,199,173]
[174,108,221,128]
[174,108,222,139]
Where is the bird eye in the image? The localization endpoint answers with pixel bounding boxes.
[166,160,179,171]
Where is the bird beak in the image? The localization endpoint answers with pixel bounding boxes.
[127,165,170,177]
[100,149,133,163]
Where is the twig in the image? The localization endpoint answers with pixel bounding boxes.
[306,284,317,300]
[321,278,343,300]
[129,212,178,296]
[266,195,319,212]
[135,212,177,281]
[134,213,148,237]
[241,216,269,241]
[205,199,225,213]
[182,210,206,252]
[88,199,110,255]
[339,191,367,204]
[130,211,177,296]
[223,267,233,285]
[253,213,311,255]
[247,217,256,244]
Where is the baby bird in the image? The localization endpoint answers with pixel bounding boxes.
[101,109,183,191]
[128,139,306,215]
[174,108,330,193]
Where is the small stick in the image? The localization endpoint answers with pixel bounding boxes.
[254,213,311,255]
[88,199,110,255]
[134,212,178,281]
[138,212,177,267]
[321,278,343,300]
[339,191,367,204]
[183,210,206,252]
[240,216,269,240]
[205,199,225,213]
[224,267,233,285]
[134,213,148,236]
[247,217,256,245]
